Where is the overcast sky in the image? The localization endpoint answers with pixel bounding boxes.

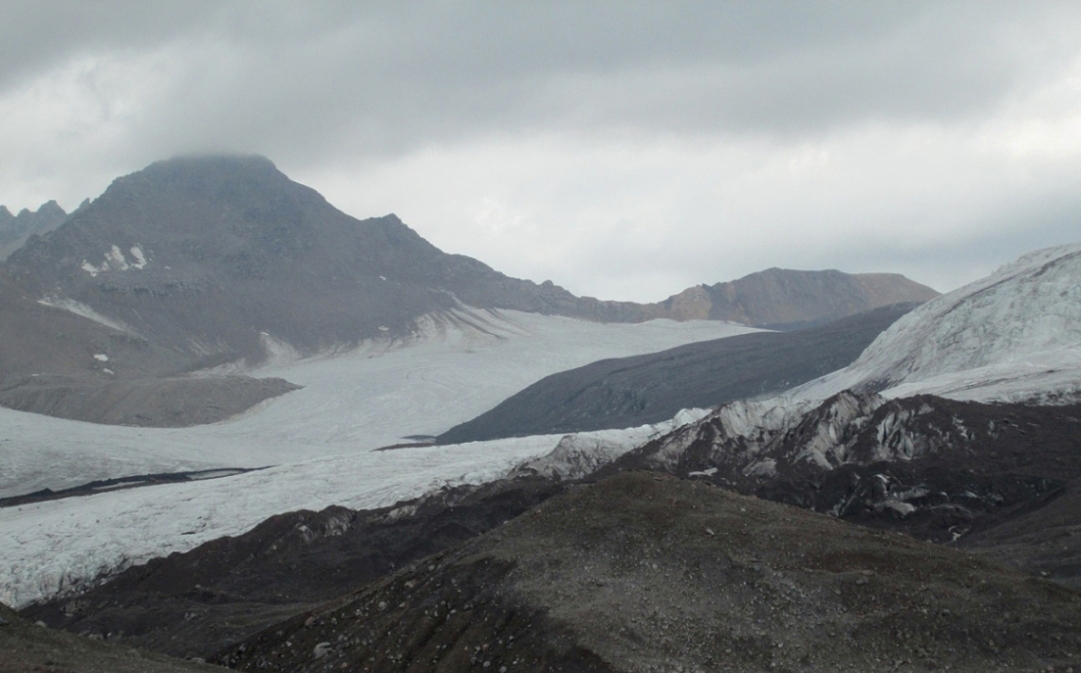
[2,2,1080,300]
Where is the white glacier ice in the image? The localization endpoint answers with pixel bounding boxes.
[0,308,758,499]
[792,243,1081,403]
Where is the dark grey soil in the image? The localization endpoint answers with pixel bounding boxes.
[439,303,918,444]
[218,472,1081,673]
[0,601,224,673]
[961,479,1081,587]
[0,374,300,427]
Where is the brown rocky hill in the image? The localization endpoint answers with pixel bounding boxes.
[659,267,938,329]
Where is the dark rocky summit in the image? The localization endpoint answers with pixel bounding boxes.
[438,303,919,444]
[2,155,653,372]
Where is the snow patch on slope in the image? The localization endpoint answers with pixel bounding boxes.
[80,244,149,276]
[36,297,135,335]
[793,243,1081,403]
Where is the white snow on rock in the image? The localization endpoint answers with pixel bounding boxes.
[129,245,148,269]
[79,243,148,276]
[792,243,1081,404]
[507,408,710,482]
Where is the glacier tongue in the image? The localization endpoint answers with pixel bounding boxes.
[791,243,1081,404]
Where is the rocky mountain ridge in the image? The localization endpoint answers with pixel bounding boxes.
[0,199,68,260]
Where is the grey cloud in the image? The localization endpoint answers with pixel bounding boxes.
[6,2,1077,163]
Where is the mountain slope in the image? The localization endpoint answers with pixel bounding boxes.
[0,155,937,426]
[438,303,918,444]
[0,269,301,427]
[794,242,1081,403]
[1,155,656,373]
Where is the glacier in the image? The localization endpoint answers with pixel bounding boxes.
[0,307,749,608]
[0,415,704,609]
[792,243,1081,403]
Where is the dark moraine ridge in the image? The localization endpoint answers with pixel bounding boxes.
[439,302,919,444]
[216,472,1081,673]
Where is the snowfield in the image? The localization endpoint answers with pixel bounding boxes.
[0,307,746,608]
[0,307,757,498]
[793,243,1081,404]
